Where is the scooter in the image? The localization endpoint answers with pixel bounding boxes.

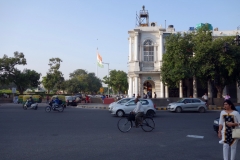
[23,99,38,110]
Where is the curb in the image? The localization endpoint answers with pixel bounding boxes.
[207,107,223,110]
[77,105,223,111]
[79,106,108,110]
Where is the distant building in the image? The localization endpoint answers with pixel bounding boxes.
[127,6,240,102]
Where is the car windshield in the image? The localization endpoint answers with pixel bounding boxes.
[176,99,185,103]
[118,98,131,104]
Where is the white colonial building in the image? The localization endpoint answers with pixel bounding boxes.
[127,6,240,102]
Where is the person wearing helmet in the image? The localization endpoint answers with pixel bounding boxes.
[26,96,34,108]
[53,96,60,109]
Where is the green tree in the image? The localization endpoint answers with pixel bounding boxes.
[66,69,102,94]
[0,52,26,84]
[161,25,240,98]
[161,33,194,88]
[42,58,64,93]
[0,52,41,94]
[69,69,87,78]
[102,70,128,94]
[13,69,41,94]
[193,27,240,97]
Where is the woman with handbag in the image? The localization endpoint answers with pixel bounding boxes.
[218,100,240,160]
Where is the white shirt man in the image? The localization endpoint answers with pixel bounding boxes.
[202,93,208,105]
[133,98,144,127]
[202,93,208,101]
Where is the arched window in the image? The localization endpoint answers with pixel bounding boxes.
[143,40,154,61]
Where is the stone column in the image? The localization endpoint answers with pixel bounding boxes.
[237,82,240,103]
[160,75,164,98]
[128,77,133,97]
[134,76,139,97]
[134,32,138,61]
[179,80,183,98]
[128,37,132,62]
[154,45,157,62]
[193,76,198,98]
[223,86,227,96]
[159,32,163,61]
[208,80,212,98]
[165,85,169,98]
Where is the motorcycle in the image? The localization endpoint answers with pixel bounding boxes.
[45,101,64,113]
[23,99,38,110]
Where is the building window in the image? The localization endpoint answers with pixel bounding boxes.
[143,39,154,61]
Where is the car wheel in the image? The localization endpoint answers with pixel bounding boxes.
[198,107,206,113]
[175,107,182,113]
[146,110,155,117]
[116,110,124,117]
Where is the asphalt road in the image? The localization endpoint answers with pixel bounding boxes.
[0,103,239,160]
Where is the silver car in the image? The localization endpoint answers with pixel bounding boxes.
[111,99,156,117]
[167,98,207,113]
[108,98,133,112]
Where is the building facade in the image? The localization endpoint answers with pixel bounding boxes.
[127,6,240,102]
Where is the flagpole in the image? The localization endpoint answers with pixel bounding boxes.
[96,48,98,77]
[102,62,109,96]
[96,39,98,78]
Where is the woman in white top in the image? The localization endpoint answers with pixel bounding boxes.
[218,100,240,160]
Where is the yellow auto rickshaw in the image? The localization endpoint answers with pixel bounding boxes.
[32,95,42,103]
[18,95,23,104]
[23,95,41,104]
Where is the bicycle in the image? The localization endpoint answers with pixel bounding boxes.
[117,115,155,133]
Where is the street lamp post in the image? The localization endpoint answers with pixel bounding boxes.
[103,62,109,97]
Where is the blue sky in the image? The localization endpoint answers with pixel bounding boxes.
[1,0,240,84]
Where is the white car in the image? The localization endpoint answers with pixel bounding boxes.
[167,98,207,113]
[108,98,133,112]
[111,99,156,117]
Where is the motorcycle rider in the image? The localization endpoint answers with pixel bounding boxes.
[53,96,60,109]
[27,96,34,108]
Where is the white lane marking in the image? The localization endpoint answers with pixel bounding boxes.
[186,135,204,139]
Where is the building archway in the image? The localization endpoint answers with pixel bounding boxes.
[143,80,155,98]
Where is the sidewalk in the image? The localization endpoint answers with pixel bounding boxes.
[77,103,223,111]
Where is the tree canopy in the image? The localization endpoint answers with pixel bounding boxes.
[161,33,193,87]
[0,52,41,94]
[65,69,102,94]
[42,58,64,93]
[102,70,128,94]
[161,26,240,97]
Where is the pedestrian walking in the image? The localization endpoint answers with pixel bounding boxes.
[202,93,208,105]
[132,93,135,98]
[154,92,157,98]
[218,100,240,160]
[101,95,106,104]
[137,93,141,98]
[46,96,49,103]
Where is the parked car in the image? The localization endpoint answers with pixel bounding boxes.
[65,96,77,106]
[111,99,156,117]
[75,93,87,103]
[108,98,133,112]
[167,98,207,113]
[213,106,240,133]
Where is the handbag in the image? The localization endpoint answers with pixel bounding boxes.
[232,128,240,139]
[127,113,135,121]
